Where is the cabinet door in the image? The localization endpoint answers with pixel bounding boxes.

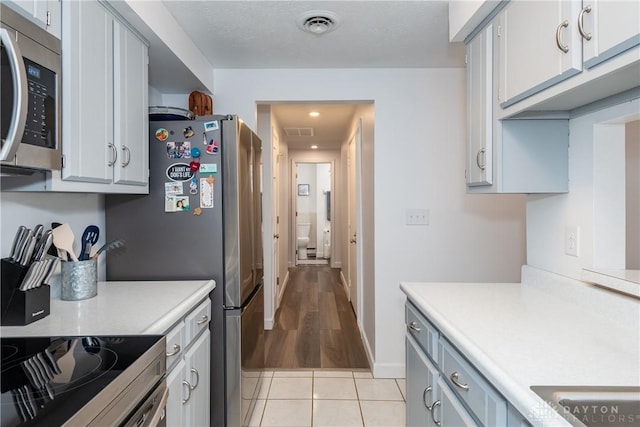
[581,0,640,68]
[466,23,493,186]
[436,378,479,427]
[166,359,187,427]
[498,0,582,107]
[184,330,210,427]
[62,0,113,183]
[113,20,148,186]
[406,335,439,426]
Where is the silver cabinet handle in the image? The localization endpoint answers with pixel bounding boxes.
[107,143,118,166]
[181,381,192,404]
[431,400,441,426]
[422,386,434,411]
[0,29,28,162]
[121,146,131,167]
[476,148,486,170]
[555,20,570,53]
[189,368,199,390]
[408,321,421,333]
[165,344,181,357]
[578,5,592,41]
[450,372,470,391]
[197,315,209,325]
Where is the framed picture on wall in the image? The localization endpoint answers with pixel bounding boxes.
[298,184,310,196]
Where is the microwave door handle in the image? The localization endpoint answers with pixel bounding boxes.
[0,28,28,162]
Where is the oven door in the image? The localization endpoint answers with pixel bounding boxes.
[123,380,169,427]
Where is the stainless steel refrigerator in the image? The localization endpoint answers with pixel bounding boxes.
[105,114,264,427]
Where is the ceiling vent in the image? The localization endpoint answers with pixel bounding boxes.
[285,127,315,137]
[297,11,340,35]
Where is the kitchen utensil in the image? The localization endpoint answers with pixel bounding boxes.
[91,239,125,260]
[10,226,29,262]
[32,230,53,262]
[52,224,78,262]
[79,225,99,261]
[32,224,44,241]
[9,226,27,261]
[19,234,37,266]
[41,257,60,286]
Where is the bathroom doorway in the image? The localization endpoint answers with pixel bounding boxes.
[295,162,332,265]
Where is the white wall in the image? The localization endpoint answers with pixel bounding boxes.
[212,68,527,377]
[527,98,640,278]
[626,121,640,269]
[0,193,107,289]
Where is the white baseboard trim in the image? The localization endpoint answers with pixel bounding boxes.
[372,362,405,379]
[278,270,290,307]
[264,317,274,330]
[340,271,349,300]
[359,321,375,373]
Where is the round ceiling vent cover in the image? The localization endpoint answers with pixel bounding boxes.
[297,11,340,35]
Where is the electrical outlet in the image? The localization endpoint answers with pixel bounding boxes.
[406,209,429,225]
[565,225,580,257]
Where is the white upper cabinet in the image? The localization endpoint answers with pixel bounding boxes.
[580,0,640,69]
[61,0,149,193]
[498,0,583,108]
[466,24,494,186]
[5,0,61,38]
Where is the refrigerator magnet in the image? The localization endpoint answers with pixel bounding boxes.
[165,182,183,195]
[155,128,169,141]
[183,126,195,138]
[200,178,214,209]
[174,196,190,212]
[166,163,194,182]
[203,121,219,132]
[189,176,198,194]
[205,140,219,154]
[199,164,217,174]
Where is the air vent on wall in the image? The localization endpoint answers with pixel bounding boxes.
[297,11,340,35]
[285,127,315,137]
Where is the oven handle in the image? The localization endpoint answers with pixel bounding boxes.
[137,385,169,427]
[0,28,28,162]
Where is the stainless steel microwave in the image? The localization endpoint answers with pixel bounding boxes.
[1,3,61,173]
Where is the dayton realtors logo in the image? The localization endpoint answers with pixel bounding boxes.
[558,403,638,425]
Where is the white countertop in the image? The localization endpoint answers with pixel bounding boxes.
[1,280,215,337]
[400,277,640,426]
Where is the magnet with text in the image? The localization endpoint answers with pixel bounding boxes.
[183,126,195,138]
[166,163,194,182]
[205,140,219,155]
[165,181,183,195]
[203,121,219,132]
[199,163,217,174]
[155,128,169,141]
[200,178,214,209]
[166,141,191,159]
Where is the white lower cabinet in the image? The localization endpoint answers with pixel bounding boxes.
[164,298,211,427]
[405,301,531,427]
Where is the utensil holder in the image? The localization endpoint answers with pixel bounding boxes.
[1,259,50,326]
[61,259,97,301]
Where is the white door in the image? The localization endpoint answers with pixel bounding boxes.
[347,125,363,315]
[271,129,281,307]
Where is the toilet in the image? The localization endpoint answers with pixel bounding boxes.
[296,223,311,259]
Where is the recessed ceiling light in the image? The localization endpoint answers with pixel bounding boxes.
[311,145,318,150]
[309,111,320,117]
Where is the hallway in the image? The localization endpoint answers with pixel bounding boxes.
[265,266,369,369]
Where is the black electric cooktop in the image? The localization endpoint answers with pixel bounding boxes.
[0,335,162,426]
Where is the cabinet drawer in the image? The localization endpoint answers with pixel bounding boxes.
[406,302,439,363]
[165,321,185,370]
[440,338,507,426]
[185,298,211,343]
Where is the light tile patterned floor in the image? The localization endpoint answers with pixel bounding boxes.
[249,370,406,427]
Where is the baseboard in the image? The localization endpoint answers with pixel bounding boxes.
[359,321,375,374]
[278,270,290,307]
[264,317,274,330]
[340,271,349,300]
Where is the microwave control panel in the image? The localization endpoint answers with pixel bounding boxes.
[23,57,56,149]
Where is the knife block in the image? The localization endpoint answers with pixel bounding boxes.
[1,259,50,326]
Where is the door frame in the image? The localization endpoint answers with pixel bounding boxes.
[347,119,364,321]
[291,159,335,267]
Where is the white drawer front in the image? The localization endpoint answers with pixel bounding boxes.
[185,298,211,343]
[406,301,439,363]
[165,320,185,370]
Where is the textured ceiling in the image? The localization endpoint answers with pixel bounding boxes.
[160,1,464,149]
[162,0,465,68]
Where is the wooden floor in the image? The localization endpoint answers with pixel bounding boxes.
[264,266,370,369]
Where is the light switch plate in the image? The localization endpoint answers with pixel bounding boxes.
[406,209,429,225]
